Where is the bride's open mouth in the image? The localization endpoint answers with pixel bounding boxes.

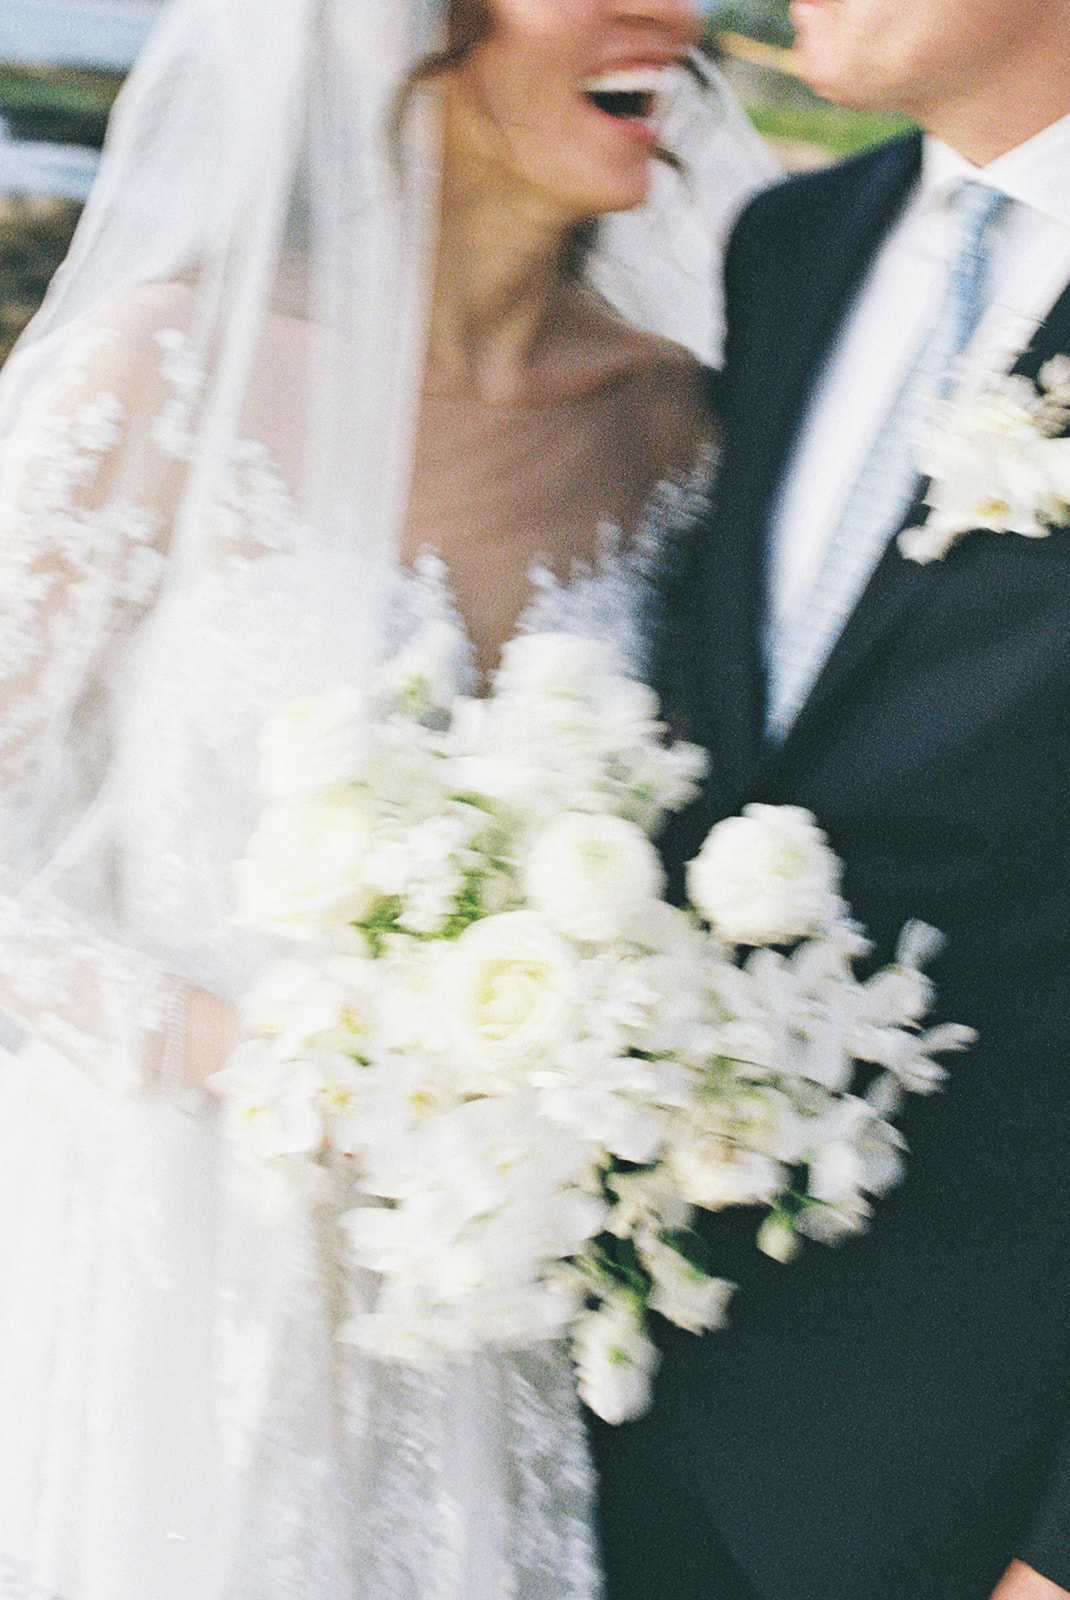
[579,68,669,136]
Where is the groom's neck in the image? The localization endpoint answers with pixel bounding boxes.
[923,93,1070,168]
[915,37,1070,165]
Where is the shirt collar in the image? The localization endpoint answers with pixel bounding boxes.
[921,114,1070,231]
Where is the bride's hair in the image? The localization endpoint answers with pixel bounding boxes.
[413,0,491,79]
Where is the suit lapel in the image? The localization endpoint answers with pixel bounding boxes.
[769,261,1070,773]
[695,135,924,807]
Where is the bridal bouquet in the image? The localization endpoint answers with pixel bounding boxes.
[213,622,972,1423]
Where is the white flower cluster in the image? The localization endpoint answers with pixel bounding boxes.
[900,354,1070,564]
[215,623,972,1424]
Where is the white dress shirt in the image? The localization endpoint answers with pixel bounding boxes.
[769,115,1070,631]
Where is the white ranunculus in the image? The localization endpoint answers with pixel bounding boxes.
[209,1042,325,1160]
[234,788,379,938]
[524,813,666,944]
[687,804,844,947]
[494,631,624,701]
[641,1236,735,1336]
[258,686,368,801]
[573,1295,659,1425]
[443,912,580,1087]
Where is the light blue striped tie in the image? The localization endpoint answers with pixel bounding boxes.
[766,181,1011,739]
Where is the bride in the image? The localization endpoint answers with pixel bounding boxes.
[0,0,773,1594]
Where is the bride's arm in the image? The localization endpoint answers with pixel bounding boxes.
[0,299,236,1102]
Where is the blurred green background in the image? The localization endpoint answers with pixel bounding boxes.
[0,0,909,365]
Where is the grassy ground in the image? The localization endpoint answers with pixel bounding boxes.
[0,196,80,363]
[0,67,116,362]
[0,65,115,143]
[748,101,912,157]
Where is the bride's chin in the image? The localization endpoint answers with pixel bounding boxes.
[583,166,657,218]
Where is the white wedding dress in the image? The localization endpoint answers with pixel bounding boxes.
[0,0,776,1584]
[0,311,712,1599]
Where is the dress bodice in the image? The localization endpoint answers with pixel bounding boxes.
[113,465,710,1003]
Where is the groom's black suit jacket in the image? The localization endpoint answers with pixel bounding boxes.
[593,133,1070,1600]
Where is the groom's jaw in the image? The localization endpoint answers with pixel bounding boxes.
[787,0,1070,159]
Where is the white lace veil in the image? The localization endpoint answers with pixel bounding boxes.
[0,0,776,1071]
[0,3,775,1592]
[591,50,778,360]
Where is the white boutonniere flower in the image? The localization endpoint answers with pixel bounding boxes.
[900,355,1070,564]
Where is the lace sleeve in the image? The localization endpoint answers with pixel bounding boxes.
[0,305,208,1105]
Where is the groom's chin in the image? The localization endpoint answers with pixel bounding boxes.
[787,0,898,113]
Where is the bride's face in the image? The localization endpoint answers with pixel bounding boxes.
[444,0,701,218]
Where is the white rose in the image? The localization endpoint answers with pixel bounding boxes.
[234,789,379,938]
[591,675,661,736]
[687,804,844,947]
[573,1296,659,1425]
[258,686,368,801]
[443,912,580,1087]
[524,813,665,944]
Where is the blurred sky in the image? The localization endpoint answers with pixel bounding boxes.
[4,0,156,70]
[1,0,742,75]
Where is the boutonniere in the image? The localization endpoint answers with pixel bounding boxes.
[899,355,1070,564]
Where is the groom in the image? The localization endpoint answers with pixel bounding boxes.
[592,2,1070,1598]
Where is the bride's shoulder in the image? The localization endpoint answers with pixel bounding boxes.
[12,280,200,431]
[570,294,715,480]
[619,329,714,478]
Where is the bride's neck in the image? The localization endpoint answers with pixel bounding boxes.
[427,156,582,406]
